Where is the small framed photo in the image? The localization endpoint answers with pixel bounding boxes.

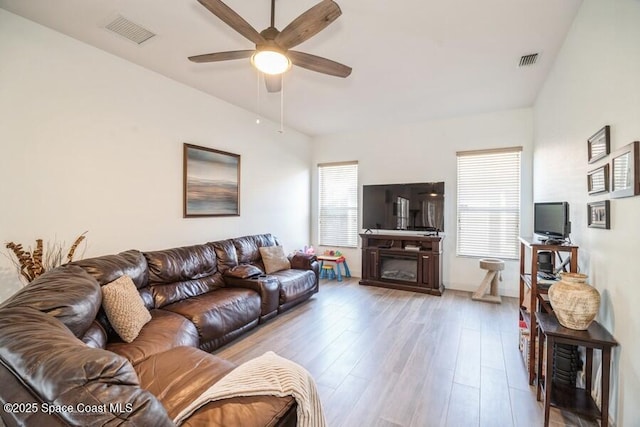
[610,141,640,198]
[183,143,241,217]
[587,200,610,229]
[587,164,609,195]
[587,125,610,164]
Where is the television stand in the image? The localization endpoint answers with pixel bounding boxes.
[359,233,444,295]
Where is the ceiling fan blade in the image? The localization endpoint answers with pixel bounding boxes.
[275,0,341,50]
[288,50,352,77]
[264,74,282,93]
[198,0,265,45]
[188,50,254,63]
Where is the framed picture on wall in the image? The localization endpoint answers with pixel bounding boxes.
[587,200,610,229]
[587,164,609,195]
[183,143,240,217]
[610,141,640,198]
[587,125,610,164]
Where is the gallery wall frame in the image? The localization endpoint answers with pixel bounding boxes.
[610,141,640,199]
[587,125,610,164]
[587,200,610,229]
[587,164,609,195]
[183,143,240,217]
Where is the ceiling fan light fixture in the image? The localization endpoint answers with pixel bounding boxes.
[251,50,291,75]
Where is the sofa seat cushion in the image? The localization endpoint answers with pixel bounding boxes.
[271,269,317,304]
[162,288,261,345]
[134,346,235,419]
[181,395,296,427]
[134,346,295,427]
[107,309,199,365]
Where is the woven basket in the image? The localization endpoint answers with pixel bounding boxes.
[548,273,600,330]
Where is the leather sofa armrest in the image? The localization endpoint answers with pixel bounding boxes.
[225,275,279,321]
[289,253,317,270]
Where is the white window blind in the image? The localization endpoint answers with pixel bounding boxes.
[457,147,521,259]
[318,162,358,248]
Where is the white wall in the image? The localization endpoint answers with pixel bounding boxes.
[0,10,312,302]
[312,108,533,297]
[533,0,640,424]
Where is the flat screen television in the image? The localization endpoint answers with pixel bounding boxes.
[534,202,571,240]
[362,182,444,232]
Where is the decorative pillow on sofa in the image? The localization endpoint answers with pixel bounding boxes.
[101,275,151,343]
[259,246,291,274]
[224,264,264,279]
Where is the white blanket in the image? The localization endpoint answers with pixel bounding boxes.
[173,351,327,427]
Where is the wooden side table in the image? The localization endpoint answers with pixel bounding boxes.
[536,312,618,427]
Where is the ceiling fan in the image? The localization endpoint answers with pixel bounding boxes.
[189,0,352,93]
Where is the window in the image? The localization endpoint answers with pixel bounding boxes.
[457,147,521,259]
[318,161,358,248]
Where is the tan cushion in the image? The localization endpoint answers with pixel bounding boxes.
[259,246,291,274]
[102,275,151,343]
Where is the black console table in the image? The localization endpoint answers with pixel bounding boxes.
[536,312,618,427]
[359,233,443,295]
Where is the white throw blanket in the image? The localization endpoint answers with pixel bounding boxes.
[173,351,327,427]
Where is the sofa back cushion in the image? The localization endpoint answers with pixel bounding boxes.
[0,307,172,426]
[144,243,224,308]
[211,238,239,273]
[232,234,278,270]
[0,264,101,338]
[73,250,152,308]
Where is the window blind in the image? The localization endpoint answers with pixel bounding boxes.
[318,162,358,248]
[457,148,521,259]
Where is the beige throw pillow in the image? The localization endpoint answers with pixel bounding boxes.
[259,245,291,274]
[101,275,151,343]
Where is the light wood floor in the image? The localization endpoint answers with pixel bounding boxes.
[215,278,599,427]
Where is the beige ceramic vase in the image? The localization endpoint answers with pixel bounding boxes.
[548,272,600,330]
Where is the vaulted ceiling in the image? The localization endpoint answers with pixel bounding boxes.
[0,0,583,136]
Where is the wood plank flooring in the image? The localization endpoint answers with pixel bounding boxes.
[214,278,599,427]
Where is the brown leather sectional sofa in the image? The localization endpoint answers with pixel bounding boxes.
[0,233,319,427]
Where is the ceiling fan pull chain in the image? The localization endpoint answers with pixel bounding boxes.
[256,70,261,125]
[279,74,284,133]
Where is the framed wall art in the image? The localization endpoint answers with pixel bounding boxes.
[183,143,240,217]
[587,125,610,164]
[610,141,640,198]
[587,164,609,195]
[587,200,610,229]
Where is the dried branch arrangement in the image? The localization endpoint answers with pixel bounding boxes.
[5,232,88,283]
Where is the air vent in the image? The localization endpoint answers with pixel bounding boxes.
[105,15,155,45]
[518,53,539,67]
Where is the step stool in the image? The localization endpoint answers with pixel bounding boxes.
[320,264,336,280]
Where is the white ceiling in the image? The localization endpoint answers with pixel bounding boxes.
[0,0,583,136]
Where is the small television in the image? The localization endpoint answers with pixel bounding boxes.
[362,182,444,232]
[534,202,571,240]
